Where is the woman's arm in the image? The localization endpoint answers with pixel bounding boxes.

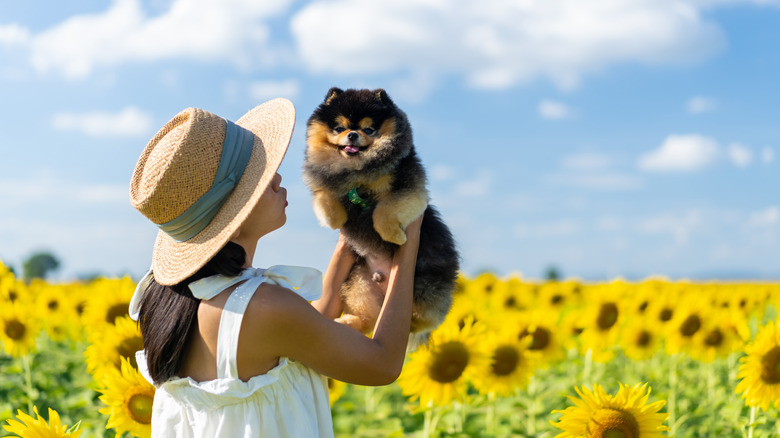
[254,214,423,386]
[310,233,354,319]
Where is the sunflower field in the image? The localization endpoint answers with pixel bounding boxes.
[2,259,780,438]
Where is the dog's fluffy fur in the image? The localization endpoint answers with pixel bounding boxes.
[303,87,459,344]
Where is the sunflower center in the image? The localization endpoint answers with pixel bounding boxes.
[491,345,519,376]
[760,346,780,384]
[597,303,619,330]
[520,327,551,350]
[47,299,59,311]
[659,308,673,322]
[679,315,701,337]
[551,294,564,305]
[635,331,651,347]
[637,301,648,313]
[126,388,154,425]
[588,408,640,438]
[705,329,723,347]
[504,296,517,309]
[106,303,130,324]
[4,319,26,340]
[117,336,144,368]
[429,341,470,383]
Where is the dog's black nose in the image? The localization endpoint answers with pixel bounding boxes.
[347,132,359,142]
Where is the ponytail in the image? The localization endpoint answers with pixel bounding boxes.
[138,241,246,384]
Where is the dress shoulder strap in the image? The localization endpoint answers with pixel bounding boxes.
[188,266,323,379]
[215,276,265,380]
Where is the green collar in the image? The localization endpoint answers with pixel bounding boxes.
[348,187,370,210]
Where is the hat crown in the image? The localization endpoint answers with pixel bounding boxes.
[130,108,226,225]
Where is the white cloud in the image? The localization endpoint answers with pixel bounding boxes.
[762,147,775,164]
[291,0,726,90]
[557,173,644,190]
[429,164,457,182]
[52,106,154,138]
[638,134,719,172]
[538,99,572,119]
[686,95,718,114]
[561,153,611,171]
[0,174,127,206]
[513,219,581,239]
[0,24,29,47]
[249,79,300,101]
[749,206,779,228]
[26,0,293,78]
[452,169,495,197]
[727,142,752,167]
[636,210,702,245]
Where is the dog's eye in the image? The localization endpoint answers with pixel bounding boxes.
[333,126,346,134]
[363,127,375,135]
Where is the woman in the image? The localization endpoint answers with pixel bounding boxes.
[128,98,421,437]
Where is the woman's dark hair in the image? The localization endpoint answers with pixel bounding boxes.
[139,241,246,384]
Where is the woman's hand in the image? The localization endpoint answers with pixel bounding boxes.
[311,233,356,319]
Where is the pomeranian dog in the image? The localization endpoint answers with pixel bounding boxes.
[303,87,459,345]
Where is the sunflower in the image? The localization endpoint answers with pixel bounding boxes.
[578,283,626,362]
[81,276,135,330]
[471,326,536,397]
[464,271,501,299]
[0,300,41,358]
[327,378,347,406]
[85,315,144,381]
[551,382,669,438]
[688,310,745,363]
[3,406,82,437]
[631,277,670,316]
[513,308,565,367]
[618,317,661,362]
[735,320,780,410]
[0,274,31,307]
[488,274,532,315]
[397,317,491,407]
[644,283,681,332]
[98,356,155,438]
[442,290,491,331]
[664,292,710,356]
[537,279,582,312]
[32,282,80,342]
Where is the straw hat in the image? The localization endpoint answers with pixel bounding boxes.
[130,98,295,285]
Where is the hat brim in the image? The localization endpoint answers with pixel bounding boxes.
[151,98,295,285]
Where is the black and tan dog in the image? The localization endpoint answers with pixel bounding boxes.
[303,87,459,346]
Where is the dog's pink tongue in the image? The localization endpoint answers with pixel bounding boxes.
[344,145,359,153]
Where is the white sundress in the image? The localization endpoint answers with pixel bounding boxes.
[136,266,335,438]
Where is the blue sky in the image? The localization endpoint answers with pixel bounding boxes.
[1,0,778,281]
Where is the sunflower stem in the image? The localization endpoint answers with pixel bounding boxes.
[707,361,716,436]
[364,385,376,413]
[668,354,678,436]
[424,406,432,438]
[486,392,497,435]
[22,353,34,414]
[526,376,536,435]
[583,348,593,386]
[456,401,465,432]
[747,405,757,438]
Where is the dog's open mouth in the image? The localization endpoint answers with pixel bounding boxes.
[339,145,368,156]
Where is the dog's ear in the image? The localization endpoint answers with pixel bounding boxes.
[325,87,343,104]
[375,89,393,106]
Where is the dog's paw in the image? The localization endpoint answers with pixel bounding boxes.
[322,208,348,229]
[335,314,372,333]
[373,206,408,245]
[313,194,348,229]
